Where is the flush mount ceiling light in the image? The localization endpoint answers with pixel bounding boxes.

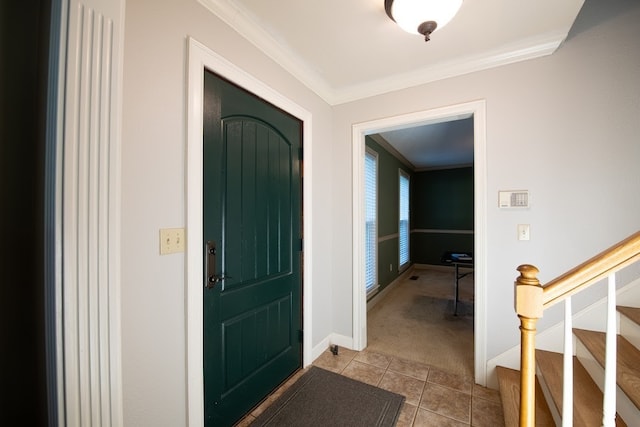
[385,0,463,42]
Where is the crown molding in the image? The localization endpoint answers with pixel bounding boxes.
[197,0,338,102]
[331,31,567,105]
[198,0,568,106]
[368,134,415,171]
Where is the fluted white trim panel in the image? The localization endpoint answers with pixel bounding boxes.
[62,0,124,425]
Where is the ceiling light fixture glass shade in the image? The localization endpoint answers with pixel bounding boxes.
[385,0,463,41]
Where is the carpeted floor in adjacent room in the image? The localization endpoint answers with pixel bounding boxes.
[366,266,475,378]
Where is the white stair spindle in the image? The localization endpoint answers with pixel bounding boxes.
[563,297,573,426]
[602,273,617,427]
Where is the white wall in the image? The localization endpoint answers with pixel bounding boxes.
[120,0,333,425]
[331,0,640,360]
[120,0,639,424]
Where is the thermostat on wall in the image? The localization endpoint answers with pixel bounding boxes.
[499,190,529,208]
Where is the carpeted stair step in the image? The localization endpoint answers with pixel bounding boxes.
[496,365,554,426]
[574,328,640,424]
[618,306,640,350]
[536,349,627,426]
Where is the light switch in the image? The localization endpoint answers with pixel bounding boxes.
[160,228,185,254]
[517,224,530,241]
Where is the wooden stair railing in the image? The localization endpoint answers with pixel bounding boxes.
[514,231,640,427]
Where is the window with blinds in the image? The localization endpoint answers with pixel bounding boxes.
[365,149,378,295]
[399,170,410,268]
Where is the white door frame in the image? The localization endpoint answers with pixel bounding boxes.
[351,100,488,386]
[186,37,314,427]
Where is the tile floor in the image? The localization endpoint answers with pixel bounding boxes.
[236,348,504,426]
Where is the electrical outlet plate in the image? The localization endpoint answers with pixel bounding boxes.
[160,228,185,254]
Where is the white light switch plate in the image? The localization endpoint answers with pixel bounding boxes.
[517,224,530,241]
[160,228,185,254]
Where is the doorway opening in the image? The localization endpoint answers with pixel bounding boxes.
[351,100,488,385]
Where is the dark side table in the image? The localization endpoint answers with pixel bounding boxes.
[440,252,473,316]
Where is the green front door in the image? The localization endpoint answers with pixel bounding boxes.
[202,70,302,426]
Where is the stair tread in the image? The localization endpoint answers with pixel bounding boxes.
[496,365,555,426]
[618,306,640,326]
[536,349,627,426]
[574,328,640,410]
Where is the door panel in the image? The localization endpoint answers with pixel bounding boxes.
[203,71,302,426]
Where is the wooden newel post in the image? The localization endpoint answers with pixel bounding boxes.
[515,264,543,427]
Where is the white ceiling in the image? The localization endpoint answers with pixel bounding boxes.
[378,117,475,170]
[197,0,585,168]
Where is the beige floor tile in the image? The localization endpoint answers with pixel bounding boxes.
[378,370,426,406]
[341,359,386,386]
[428,368,473,394]
[312,348,357,373]
[354,350,392,369]
[250,394,276,418]
[265,383,287,402]
[471,395,505,427]
[472,383,501,403]
[420,382,471,424]
[413,408,469,427]
[388,357,431,381]
[245,351,509,427]
[396,402,418,427]
[233,414,255,426]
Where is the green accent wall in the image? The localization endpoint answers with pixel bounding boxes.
[365,139,474,290]
[378,239,399,288]
[411,167,474,265]
[365,137,412,294]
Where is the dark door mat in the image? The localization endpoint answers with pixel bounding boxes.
[251,366,405,426]
[409,276,419,280]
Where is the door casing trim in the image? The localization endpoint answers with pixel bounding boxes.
[351,100,488,386]
[186,37,313,427]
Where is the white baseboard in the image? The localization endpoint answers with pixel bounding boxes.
[366,266,414,311]
[310,333,354,365]
[485,346,521,390]
[485,275,640,390]
[413,263,473,273]
[330,333,354,349]
[310,335,331,364]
